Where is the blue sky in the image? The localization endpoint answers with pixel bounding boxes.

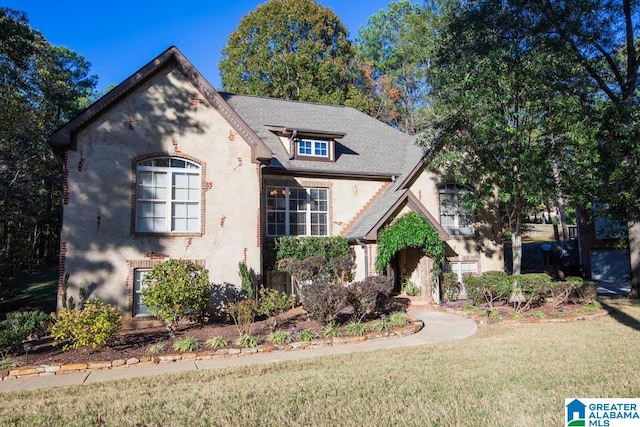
[6,0,395,93]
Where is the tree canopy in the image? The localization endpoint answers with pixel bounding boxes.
[0,8,97,288]
[219,0,356,104]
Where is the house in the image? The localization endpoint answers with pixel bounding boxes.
[48,47,503,327]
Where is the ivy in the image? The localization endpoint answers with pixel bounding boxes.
[275,236,350,261]
[375,212,444,275]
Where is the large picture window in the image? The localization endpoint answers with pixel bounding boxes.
[136,157,201,233]
[266,186,328,236]
[439,184,474,237]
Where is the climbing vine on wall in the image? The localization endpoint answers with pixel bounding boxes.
[375,212,445,275]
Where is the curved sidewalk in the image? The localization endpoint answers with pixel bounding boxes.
[0,310,476,393]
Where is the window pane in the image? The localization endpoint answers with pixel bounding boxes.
[134,270,150,316]
[137,201,166,232]
[314,141,327,156]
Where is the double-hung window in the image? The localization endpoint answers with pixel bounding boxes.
[266,187,328,236]
[136,157,201,233]
[133,269,151,316]
[439,184,474,237]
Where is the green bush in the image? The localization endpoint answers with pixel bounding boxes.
[463,271,511,310]
[238,261,256,299]
[300,282,349,324]
[51,299,122,350]
[0,310,52,356]
[141,259,212,331]
[322,323,342,338]
[257,287,296,318]
[347,276,393,321]
[388,311,409,328]
[297,329,319,342]
[513,273,553,312]
[401,278,421,296]
[346,321,368,336]
[440,272,462,302]
[549,277,584,308]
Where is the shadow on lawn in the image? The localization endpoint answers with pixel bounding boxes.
[599,296,640,332]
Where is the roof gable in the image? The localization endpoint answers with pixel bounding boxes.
[48,46,271,164]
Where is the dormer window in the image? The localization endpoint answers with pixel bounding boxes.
[297,139,329,158]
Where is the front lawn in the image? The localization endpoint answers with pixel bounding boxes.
[1,297,638,426]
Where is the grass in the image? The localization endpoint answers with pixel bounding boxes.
[0,268,58,317]
[0,297,637,425]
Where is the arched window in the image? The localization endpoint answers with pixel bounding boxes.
[136,157,201,233]
[439,184,474,237]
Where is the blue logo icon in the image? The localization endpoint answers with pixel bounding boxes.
[566,399,586,426]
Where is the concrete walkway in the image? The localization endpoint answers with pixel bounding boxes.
[0,310,477,393]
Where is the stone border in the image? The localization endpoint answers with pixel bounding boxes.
[1,319,423,381]
[434,306,609,325]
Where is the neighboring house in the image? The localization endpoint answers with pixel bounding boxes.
[48,47,503,327]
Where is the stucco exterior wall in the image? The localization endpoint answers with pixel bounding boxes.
[60,66,261,318]
[406,169,504,274]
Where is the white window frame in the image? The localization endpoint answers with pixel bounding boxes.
[266,186,329,236]
[297,139,329,158]
[136,157,201,233]
[133,269,151,317]
[443,261,478,297]
[439,184,475,237]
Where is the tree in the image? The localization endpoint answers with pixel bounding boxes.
[421,0,576,275]
[530,0,640,297]
[0,8,97,290]
[355,0,433,134]
[219,0,356,104]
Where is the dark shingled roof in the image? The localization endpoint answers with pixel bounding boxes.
[219,93,436,241]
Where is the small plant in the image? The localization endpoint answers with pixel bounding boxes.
[238,261,256,299]
[322,323,342,338]
[511,312,523,319]
[388,311,409,328]
[579,300,602,313]
[401,278,421,296]
[146,343,166,355]
[51,299,122,350]
[297,329,319,342]
[0,359,20,370]
[372,321,393,332]
[346,321,368,337]
[488,310,501,320]
[235,334,259,348]
[532,311,546,319]
[267,330,293,345]
[173,336,200,352]
[205,336,228,349]
[227,299,258,336]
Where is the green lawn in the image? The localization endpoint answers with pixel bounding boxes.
[0,297,638,426]
[0,269,58,317]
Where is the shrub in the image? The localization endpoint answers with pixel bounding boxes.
[346,321,368,336]
[513,273,554,313]
[372,321,393,332]
[267,330,293,345]
[235,334,259,348]
[347,276,393,321]
[227,299,258,336]
[440,272,462,302]
[322,323,342,338]
[141,259,212,331]
[300,282,349,324]
[205,336,228,349]
[388,311,409,328]
[257,287,296,318]
[238,261,256,299]
[51,299,122,350]
[0,310,51,356]
[549,277,584,308]
[463,271,511,310]
[297,329,319,342]
[173,336,199,352]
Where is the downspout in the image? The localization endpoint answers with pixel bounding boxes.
[356,238,369,278]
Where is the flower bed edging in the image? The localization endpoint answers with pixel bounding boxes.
[1,318,424,381]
